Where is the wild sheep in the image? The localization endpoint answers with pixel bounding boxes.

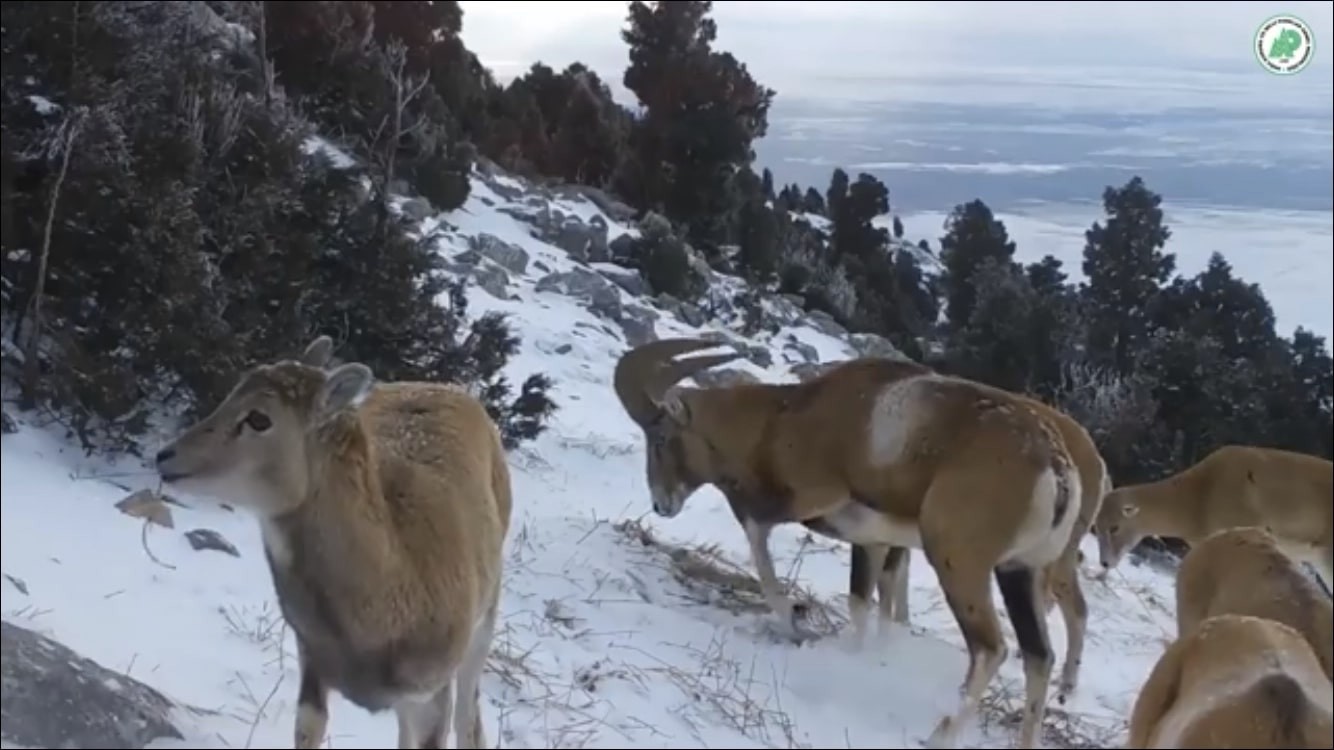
[1092,445,1333,588]
[852,394,1113,701]
[155,336,512,749]
[612,337,1083,749]
[1175,526,1332,681]
[1126,613,1334,749]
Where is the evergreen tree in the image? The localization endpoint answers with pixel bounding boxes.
[1081,176,1175,374]
[938,199,1017,329]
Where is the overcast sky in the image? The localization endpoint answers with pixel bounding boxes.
[458,1,1334,109]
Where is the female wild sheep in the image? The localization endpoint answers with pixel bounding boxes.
[1126,613,1334,749]
[1093,445,1333,588]
[852,393,1113,702]
[155,336,512,749]
[1174,526,1332,681]
[612,338,1083,749]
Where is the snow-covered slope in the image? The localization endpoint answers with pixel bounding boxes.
[0,161,1181,749]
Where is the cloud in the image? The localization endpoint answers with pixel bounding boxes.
[458,0,1334,108]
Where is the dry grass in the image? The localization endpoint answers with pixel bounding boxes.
[977,677,1126,749]
[609,633,806,749]
[610,517,847,641]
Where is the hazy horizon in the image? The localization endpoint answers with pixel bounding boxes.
[456,1,1333,340]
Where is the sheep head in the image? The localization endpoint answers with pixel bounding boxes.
[155,336,374,517]
[613,337,742,518]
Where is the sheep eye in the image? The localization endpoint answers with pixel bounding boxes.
[244,410,272,433]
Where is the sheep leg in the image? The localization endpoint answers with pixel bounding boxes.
[453,590,500,750]
[849,543,889,649]
[1047,554,1088,702]
[923,551,1007,750]
[995,563,1056,749]
[294,642,329,749]
[395,683,453,749]
[742,518,812,642]
[878,545,912,629]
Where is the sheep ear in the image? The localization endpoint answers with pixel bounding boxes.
[660,390,693,426]
[317,362,374,419]
[300,336,335,368]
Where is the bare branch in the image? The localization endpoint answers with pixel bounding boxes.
[21,108,87,408]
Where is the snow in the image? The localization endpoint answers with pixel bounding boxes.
[0,167,1184,749]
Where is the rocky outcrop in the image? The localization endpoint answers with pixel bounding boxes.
[1,621,185,749]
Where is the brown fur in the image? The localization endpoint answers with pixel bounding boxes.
[612,339,1084,749]
[859,393,1112,702]
[1093,445,1333,586]
[156,336,511,749]
[1126,613,1333,749]
[1175,527,1333,681]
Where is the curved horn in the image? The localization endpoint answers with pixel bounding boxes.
[613,338,733,426]
[653,352,744,399]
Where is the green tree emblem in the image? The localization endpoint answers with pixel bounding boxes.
[1267,27,1303,61]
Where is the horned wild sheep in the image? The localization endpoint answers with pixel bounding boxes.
[852,393,1113,701]
[612,337,1083,749]
[1126,613,1334,749]
[155,336,512,749]
[1175,526,1332,681]
[1092,445,1333,588]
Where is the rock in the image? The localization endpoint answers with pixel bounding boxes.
[608,233,637,264]
[1,620,184,749]
[2,410,16,434]
[586,215,610,262]
[653,293,707,327]
[736,343,773,369]
[184,528,239,557]
[618,305,658,346]
[790,361,840,382]
[574,185,638,223]
[474,155,500,178]
[535,269,621,322]
[552,217,597,262]
[554,343,574,355]
[783,338,820,364]
[805,310,847,337]
[483,176,525,202]
[847,332,910,362]
[399,197,432,222]
[114,490,175,529]
[599,266,650,298]
[470,264,512,301]
[676,301,707,327]
[468,233,530,275]
[692,367,761,388]
[446,250,512,301]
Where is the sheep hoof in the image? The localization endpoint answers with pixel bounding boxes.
[760,609,817,645]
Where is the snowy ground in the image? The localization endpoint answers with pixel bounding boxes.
[0,165,1183,749]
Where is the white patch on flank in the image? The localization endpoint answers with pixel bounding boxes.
[821,501,922,548]
[1004,464,1083,569]
[866,375,933,468]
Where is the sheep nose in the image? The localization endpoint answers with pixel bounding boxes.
[155,447,176,466]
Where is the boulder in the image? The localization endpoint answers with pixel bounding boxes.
[1,621,185,749]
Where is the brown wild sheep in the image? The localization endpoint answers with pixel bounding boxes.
[1174,526,1332,681]
[155,336,512,749]
[612,337,1083,749]
[1126,613,1334,749]
[1092,445,1333,588]
[853,393,1112,702]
